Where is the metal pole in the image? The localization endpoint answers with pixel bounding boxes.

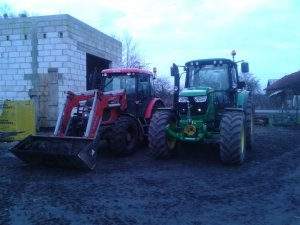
[84,91,97,138]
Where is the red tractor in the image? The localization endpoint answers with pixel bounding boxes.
[10,68,164,170]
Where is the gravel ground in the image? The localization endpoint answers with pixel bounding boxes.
[0,125,300,225]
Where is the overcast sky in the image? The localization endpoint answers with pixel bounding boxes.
[4,0,300,88]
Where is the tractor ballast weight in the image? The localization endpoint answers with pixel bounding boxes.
[11,68,164,170]
[149,56,253,165]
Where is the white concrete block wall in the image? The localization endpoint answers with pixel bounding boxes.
[57,38,85,111]
[68,17,122,66]
[0,25,33,101]
[36,23,84,113]
[1,14,122,127]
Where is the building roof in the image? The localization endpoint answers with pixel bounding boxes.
[267,79,279,87]
[266,71,300,94]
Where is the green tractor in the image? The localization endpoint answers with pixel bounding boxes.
[149,56,253,164]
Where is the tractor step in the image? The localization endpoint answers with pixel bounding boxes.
[10,135,97,170]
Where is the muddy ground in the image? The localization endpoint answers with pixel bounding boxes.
[0,125,300,225]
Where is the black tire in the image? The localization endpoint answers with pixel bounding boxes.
[142,101,165,146]
[108,116,138,157]
[220,111,246,165]
[151,101,164,118]
[245,96,254,149]
[148,110,177,159]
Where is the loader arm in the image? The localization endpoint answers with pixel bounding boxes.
[55,90,107,138]
[10,89,127,170]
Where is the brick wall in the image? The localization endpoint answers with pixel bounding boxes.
[0,20,33,100]
[0,14,122,127]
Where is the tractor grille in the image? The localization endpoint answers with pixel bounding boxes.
[178,97,209,116]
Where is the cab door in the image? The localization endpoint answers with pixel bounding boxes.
[136,74,151,117]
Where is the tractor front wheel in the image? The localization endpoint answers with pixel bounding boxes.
[109,116,138,156]
[148,110,177,159]
[220,111,246,164]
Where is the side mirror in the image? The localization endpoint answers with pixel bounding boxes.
[237,81,246,89]
[170,63,179,77]
[241,62,249,73]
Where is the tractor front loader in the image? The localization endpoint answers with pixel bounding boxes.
[11,89,126,170]
[11,68,164,170]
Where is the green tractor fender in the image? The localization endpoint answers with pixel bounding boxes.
[223,89,254,150]
[236,90,251,111]
[224,90,251,112]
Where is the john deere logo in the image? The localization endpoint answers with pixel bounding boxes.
[184,124,196,136]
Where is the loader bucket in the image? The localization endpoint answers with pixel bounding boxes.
[10,135,98,170]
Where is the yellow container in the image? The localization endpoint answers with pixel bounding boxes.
[0,100,36,141]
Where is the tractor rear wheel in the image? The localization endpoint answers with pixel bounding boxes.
[148,110,177,159]
[245,96,254,149]
[220,111,246,164]
[109,116,138,156]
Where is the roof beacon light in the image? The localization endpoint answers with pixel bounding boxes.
[231,50,236,61]
[153,67,157,78]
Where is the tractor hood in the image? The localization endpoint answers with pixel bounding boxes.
[179,87,213,97]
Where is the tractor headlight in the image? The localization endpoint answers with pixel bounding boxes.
[83,111,89,118]
[83,107,91,118]
[194,95,207,103]
[179,96,189,103]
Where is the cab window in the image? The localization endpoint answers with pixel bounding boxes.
[188,64,229,90]
[231,67,238,88]
[138,74,150,98]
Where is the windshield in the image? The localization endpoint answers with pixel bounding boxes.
[102,74,136,94]
[187,64,229,90]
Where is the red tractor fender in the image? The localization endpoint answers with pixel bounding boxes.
[144,98,165,119]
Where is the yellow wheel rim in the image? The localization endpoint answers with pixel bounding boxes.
[241,126,245,154]
[184,124,196,136]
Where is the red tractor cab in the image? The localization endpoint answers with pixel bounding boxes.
[100,68,163,119]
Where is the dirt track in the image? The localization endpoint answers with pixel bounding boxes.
[0,125,300,225]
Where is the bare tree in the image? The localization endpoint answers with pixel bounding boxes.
[0,3,29,18]
[0,3,15,18]
[112,32,149,69]
[18,10,29,17]
[239,72,261,94]
[153,77,173,106]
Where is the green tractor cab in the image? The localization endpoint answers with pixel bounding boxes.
[149,56,253,165]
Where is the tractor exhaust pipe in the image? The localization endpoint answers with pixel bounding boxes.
[170,63,180,109]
